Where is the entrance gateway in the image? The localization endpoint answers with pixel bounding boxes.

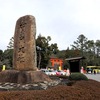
[65,57,85,73]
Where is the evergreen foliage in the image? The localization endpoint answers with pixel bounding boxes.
[0,34,100,69]
[68,73,88,81]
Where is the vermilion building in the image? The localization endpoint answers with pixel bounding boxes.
[50,58,63,70]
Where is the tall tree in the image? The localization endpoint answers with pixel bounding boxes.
[50,43,59,54]
[71,34,87,56]
[36,34,58,69]
[5,37,14,68]
[7,37,14,49]
[85,40,95,65]
[95,40,100,57]
[70,34,88,67]
[0,50,3,61]
[86,40,95,52]
[0,50,3,69]
[3,49,13,68]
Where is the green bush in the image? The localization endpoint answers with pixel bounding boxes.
[68,73,88,81]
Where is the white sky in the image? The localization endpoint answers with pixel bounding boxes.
[0,0,100,51]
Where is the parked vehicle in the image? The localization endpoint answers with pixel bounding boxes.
[86,66,100,74]
[41,69,56,75]
[41,69,67,76]
[56,70,61,76]
[56,70,67,76]
[40,69,47,73]
[93,69,100,74]
[60,70,67,75]
[86,68,93,74]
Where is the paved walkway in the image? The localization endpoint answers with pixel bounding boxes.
[85,74,100,82]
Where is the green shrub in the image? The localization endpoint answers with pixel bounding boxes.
[68,73,88,81]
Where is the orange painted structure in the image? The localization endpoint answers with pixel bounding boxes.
[50,58,63,69]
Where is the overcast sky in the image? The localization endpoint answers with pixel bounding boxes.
[0,0,100,51]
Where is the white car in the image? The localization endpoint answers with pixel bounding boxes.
[41,69,56,75]
[47,70,56,75]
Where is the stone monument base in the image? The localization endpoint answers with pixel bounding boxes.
[0,70,52,84]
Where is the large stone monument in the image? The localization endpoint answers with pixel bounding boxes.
[0,15,51,84]
[13,15,37,71]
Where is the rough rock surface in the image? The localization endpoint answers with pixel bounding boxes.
[13,15,37,71]
[0,80,61,91]
[0,70,52,84]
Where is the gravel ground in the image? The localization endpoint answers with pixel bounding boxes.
[0,79,99,100]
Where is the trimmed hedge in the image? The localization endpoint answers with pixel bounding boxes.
[68,73,88,81]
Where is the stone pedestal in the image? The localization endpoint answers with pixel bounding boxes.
[0,70,52,84]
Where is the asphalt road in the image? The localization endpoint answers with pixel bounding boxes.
[85,74,100,82]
